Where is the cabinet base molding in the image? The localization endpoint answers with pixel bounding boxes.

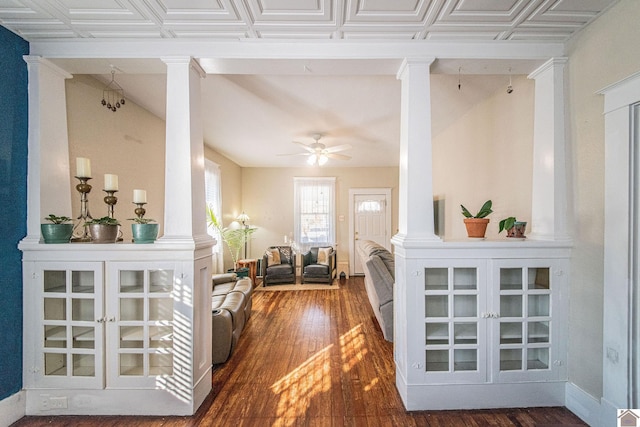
[24,386,207,416]
[396,372,566,410]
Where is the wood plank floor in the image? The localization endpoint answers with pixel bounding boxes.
[12,276,586,427]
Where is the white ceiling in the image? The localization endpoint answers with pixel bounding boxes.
[0,0,619,167]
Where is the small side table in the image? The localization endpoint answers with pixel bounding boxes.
[237,259,258,287]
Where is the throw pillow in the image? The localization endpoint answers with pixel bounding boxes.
[266,248,281,266]
[317,247,332,266]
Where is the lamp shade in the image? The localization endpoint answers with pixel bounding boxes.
[237,212,250,224]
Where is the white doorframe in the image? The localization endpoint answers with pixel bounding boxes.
[599,71,640,421]
[348,188,392,276]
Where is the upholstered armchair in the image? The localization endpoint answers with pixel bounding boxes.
[262,246,295,286]
[301,247,336,284]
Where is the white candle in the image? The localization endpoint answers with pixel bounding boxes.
[76,158,91,178]
[133,189,147,204]
[104,174,118,191]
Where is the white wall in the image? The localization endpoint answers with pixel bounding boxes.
[431,74,535,240]
[565,0,640,399]
[241,166,399,264]
[66,74,166,242]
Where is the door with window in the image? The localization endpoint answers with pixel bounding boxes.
[350,189,391,275]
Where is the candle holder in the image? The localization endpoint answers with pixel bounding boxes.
[104,190,118,219]
[134,202,147,219]
[71,176,93,242]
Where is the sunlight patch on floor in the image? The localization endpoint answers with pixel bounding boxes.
[340,324,368,372]
[271,343,333,422]
[270,324,376,425]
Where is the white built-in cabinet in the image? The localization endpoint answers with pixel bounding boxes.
[21,245,211,416]
[19,56,212,417]
[422,258,564,385]
[394,244,570,410]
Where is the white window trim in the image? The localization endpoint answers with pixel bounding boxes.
[293,176,336,253]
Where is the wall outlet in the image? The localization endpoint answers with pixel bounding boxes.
[49,396,68,409]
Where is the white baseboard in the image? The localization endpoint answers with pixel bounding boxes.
[565,382,601,427]
[0,391,26,427]
[600,397,621,427]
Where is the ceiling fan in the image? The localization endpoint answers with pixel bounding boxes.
[286,134,352,166]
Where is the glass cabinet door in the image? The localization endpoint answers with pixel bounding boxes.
[107,263,176,388]
[494,260,559,382]
[423,262,486,383]
[38,262,104,389]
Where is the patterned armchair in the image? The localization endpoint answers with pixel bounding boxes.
[301,246,336,284]
[262,246,295,286]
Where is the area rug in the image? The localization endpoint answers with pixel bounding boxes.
[255,280,339,291]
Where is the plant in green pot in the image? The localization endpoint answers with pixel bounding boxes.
[129,217,159,244]
[498,216,527,239]
[460,200,493,238]
[41,214,74,244]
[206,205,257,275]
[86,216,121,243]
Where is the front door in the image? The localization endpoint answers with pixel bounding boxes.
[349,189,391,275]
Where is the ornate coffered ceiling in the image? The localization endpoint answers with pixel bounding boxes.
[0,1,620,167]
[0,0,618,42]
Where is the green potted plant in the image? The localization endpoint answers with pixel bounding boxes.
[128,217,159,244]
[460,200,493,238]
[86,216,121,243]
[498,216,527,239]
[206,206,257,275]
[41,214,74,244]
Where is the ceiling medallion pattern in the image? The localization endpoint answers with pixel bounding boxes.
[0,0,618,42]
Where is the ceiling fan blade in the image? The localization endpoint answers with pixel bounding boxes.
[326,153,351,161]
[292,141,315,153]
[277,152,310,157]
[325,144,352,153]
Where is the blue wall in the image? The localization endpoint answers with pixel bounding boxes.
[0,26,28,400]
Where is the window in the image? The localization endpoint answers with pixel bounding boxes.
[294,177,336,252]
[205,159,223,272]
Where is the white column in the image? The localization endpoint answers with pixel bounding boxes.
[528,58,570,241]
[22,56,73,243]
[393,58,440,246]
[391,58,439,410]
[159,57,211,246]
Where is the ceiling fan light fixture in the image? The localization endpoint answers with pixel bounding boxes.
[307,154,317,165]
[318,154,328,166]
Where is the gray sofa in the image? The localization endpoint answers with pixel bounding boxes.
[357,240,395,341]
[211,273,253,364]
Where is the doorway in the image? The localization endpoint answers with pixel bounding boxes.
[348,188,392,276]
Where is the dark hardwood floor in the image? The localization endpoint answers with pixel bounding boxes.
[12,276,586,426]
